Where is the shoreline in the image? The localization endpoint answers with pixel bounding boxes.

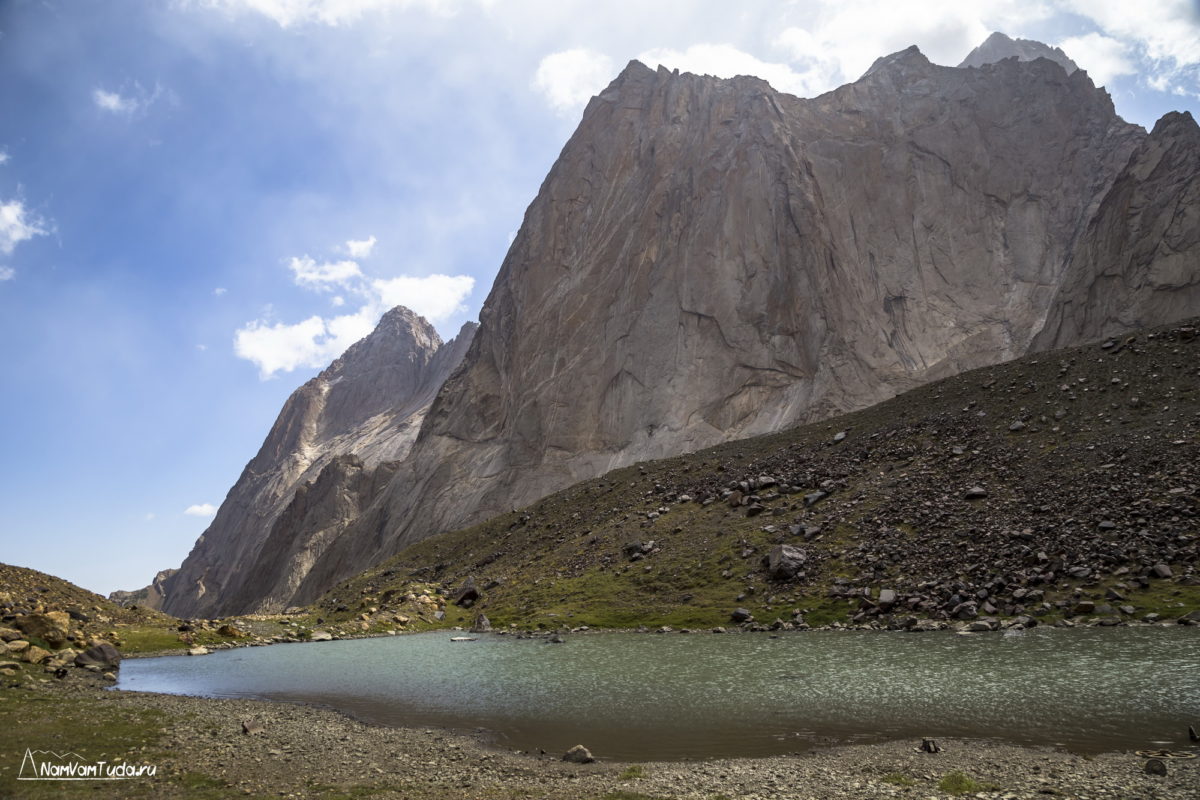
[7,668,1199,799]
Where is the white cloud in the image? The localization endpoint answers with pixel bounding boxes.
[184,503,218,517]
[0,266,14,281]
[373,273,474,322]
[639,43,817,96]
[234,307,376,378]
[1059,33,1135,86]
[1064,0,1200,95]
[331,295,345,306]
[0,151,8,165]
[196,343,208,351]
[346,235,376,257]
[144,512,156,521]
[93,88,139,113]
[289,255,363,289]
[0,200,47,256]
[533,48,615,116]
[201,0,454,27]
[214,286,228,296]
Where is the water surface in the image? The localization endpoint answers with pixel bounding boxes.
[117,627,1200,761]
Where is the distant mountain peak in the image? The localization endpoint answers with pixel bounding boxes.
[959,31,1078,74]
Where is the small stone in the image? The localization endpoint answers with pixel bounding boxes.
[1150,564,1173,579]
[1144,758,1167,776]
[1008,420,1027,432]
[242,720,264,735]
[964,486,988,500]
[920,737,941,753]
[562,744,594,764]
[833,431,847,442]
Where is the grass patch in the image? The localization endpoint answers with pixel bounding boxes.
[0,684,170,799]
[881,772,918,787]
[938,771,1001,795]
[619,764,647,780]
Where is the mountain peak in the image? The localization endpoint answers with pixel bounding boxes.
[959,31,1078,74]
[861,45,931,80]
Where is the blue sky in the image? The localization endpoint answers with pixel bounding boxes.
[1,0,1197,598]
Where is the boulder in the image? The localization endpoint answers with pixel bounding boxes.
[74,642,121,670]
[562,744,595,764]
[15,612,71,649]
[765,545,807,580]
[470,613,492,633]
[21,645,51,664]
[452,577,481,608]
[187,646,209,656]
[730,608,753,623]
[1150,564,1173,579]
[217,624,247,638]
[310,630,333,641]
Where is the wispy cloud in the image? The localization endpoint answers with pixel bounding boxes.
[0,200,48,256]
[184,503,217,517]
[289,255,362,289]
[346,235,376,257]
[200,0,457,27]
[234,236,474,378]
[93,88,139,113]
[0,267,14,282]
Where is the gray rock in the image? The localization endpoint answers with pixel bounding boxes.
[964,486,988,500]
[730,608,753,623]
[470,613,492,633]
[562,744,594,764]
[74,642,121,670]
[1144,757,1167,776]
[765,545,807,580]
[310,630,333,641]
[1151,564,1174,579]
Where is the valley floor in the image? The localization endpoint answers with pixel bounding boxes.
[2,664,1196,800]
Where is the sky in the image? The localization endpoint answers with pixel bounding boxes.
[1,0,1197,598]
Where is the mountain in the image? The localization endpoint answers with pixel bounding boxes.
[165,35,1199,616]
[958,31,1079,75]
[108,568,175,610]
[318,318,1200,631]
[161,308,476,617]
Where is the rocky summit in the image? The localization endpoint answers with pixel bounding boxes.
[163,308,476,617]
[165,35,1199,616]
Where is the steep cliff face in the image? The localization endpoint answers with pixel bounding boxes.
[163,308,476,616]
[284,48,1159,607]
[171,37,1199,616]
[1033,111,1200,349]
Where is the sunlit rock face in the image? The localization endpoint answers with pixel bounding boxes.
[166,37,1199,616]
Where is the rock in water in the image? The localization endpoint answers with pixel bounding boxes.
[562,745,595,764]
[164,35,1200,617]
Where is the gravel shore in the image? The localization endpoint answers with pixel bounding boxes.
[9,669,1196,800]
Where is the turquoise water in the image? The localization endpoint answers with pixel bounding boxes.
[116,627,1200,761]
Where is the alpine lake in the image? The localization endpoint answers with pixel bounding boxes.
[116,626,1200,762]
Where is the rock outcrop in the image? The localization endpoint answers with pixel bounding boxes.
[1033,111,1200,349]
[108,568,176,610]
[958,31,1079,75]
[167,36,1199,616]
[162,308,476,616]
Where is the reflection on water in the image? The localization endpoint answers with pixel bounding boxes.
[117,627,1200,761]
